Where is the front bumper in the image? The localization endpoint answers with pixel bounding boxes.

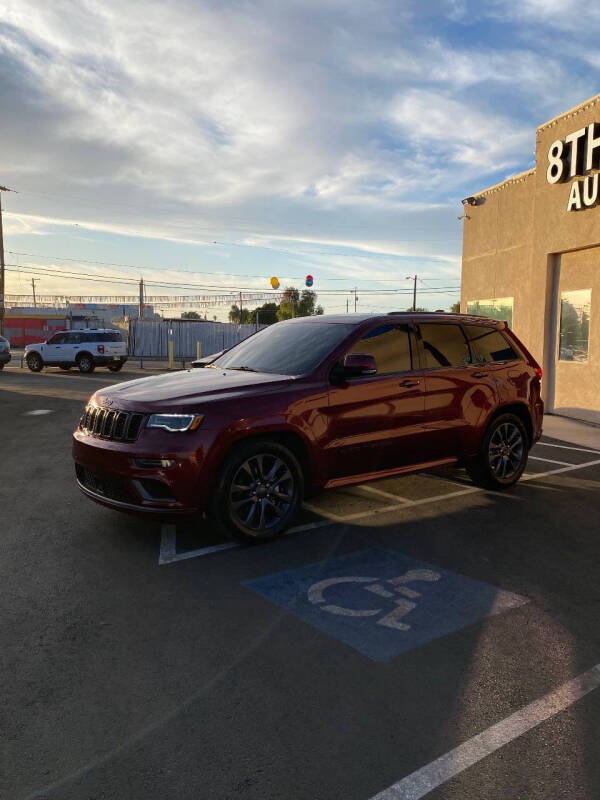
[72,427,219,517]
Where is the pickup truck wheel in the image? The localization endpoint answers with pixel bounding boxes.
[466,413,528,489]
[26,353,43,372]
[211,440,303,543]
[76,354,95,374]
[107,362,123,372]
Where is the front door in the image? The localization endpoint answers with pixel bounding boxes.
[326,323,425,481]
[42,332,69,363]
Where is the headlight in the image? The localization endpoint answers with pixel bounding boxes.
[147,413,204,432]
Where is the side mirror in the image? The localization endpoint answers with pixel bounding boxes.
[342,353,377,377]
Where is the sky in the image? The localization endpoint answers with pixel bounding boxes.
[1,0,599,318]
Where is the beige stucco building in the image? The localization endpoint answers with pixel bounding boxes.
[461,93,600,424]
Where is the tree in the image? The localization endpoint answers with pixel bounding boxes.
[181,311,201,319]
[450,302,461,313]
[228,304,252,324]
[277,287,324,321]
[250,302,278,325]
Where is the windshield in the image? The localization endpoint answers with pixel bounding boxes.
[214,321,355,375]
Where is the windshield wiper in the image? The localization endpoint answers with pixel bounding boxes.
[227,365,258,372]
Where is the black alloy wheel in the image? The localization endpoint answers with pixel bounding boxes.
[466,413,528,489]
[26,353,43,372]
[77,354,95,374]
[213,440,303,543]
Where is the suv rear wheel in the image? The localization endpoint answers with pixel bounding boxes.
[26,353,43,372]
[211,440,303,543]
[466,413,528,489]
[76,354,95,374]
[107,362,123,372]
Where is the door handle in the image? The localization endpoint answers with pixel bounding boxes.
[399,378,420,388]
[471,371,488,378]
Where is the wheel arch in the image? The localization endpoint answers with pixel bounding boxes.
[486,402,534,448]
[76,350,94,362]
[214,428,316,497]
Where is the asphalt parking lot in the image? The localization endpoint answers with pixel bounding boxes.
[3,364,600,800]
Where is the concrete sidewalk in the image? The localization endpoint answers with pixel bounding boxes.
[543,413,600,450]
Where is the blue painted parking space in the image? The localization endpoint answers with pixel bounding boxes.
[244,547,528,661]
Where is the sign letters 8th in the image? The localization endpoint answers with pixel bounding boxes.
[547,123,600,210]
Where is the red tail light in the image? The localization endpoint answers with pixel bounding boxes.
[97,345,105,354]
[535,365,543,381]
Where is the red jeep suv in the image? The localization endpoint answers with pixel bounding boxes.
[73,313,543,542]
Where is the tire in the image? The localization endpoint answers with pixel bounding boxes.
[466,413,528,489]
[210,439,304,543]
[0,363,3,371]
[59,365,71,371]
[26,353,43,372]
[107,362,123,372]
[77,354,95,374]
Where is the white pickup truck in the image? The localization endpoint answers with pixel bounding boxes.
[25,329,128,373]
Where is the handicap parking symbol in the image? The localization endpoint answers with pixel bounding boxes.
[244,548,528,661]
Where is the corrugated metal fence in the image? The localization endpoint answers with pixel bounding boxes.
[128,318,264,359]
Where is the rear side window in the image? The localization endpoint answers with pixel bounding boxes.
[419,324,471,369]
[347,324,413,374]
[96,331,122,342]
[463,325,518,363]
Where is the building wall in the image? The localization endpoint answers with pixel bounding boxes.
[461,93,600,424]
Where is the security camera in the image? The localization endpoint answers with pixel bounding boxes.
[461,196,477,206]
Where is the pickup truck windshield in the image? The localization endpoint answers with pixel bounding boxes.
[214,321,355,376]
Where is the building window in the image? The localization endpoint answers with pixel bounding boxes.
[559,289,591,362]
[466,297,513,327]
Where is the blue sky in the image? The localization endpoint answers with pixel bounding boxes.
[1,0,598,317]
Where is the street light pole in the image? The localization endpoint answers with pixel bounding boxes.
[406,274,417,311]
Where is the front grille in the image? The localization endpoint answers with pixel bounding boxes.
[79,405,145,442]
[76,464,134,503]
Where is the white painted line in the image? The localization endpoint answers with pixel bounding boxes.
[369,662,600,800]
[158,524,237,564]
[538,441,600,455]
[24,409,53,415]
[528,455,574,467]
[520,458,600,482]
[159,458,600,564]
[358,484,415,504]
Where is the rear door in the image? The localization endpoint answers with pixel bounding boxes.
[326,322,426,480]
[463,323,524,407]
[101,331,127,359]
[416,321,499,461]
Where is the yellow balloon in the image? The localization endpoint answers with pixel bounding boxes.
[270,276,280,289]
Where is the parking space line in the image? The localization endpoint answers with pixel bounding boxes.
[529,455,575,467]
[358,485,415,504]
[368,662,600,800]
[520,457,600,481]
[158,458,600,564]
[538,442,600,455]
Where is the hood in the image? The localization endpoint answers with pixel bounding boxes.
[92,368,295,411]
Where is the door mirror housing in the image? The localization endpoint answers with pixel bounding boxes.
[342,353,377,377]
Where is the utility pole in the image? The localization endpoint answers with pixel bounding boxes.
[406,274,417,311]
[346,298,349,314]
[138,277,144,319]
[0,185,12,336]
[353,287,358,312]
[31,278,38,308]
[239,291,243,324]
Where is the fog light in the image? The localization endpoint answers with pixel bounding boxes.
[135,458,176,469]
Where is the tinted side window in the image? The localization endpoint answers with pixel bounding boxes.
[65,332,81,344]
[104,331,122,342]
[419,324,471,368]
[48,332,68,344]
[463,325,518,363]
[348,324,413,374]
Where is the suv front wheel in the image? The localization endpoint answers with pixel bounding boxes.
[211,440,304,543]
[466,413,528,489]
[26,353,43,372]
